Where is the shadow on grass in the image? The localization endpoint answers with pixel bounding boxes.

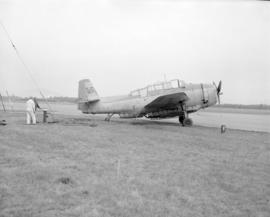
[130,119,180,127]
[48,118,98,127]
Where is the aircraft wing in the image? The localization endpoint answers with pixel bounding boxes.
[145,92,188,110]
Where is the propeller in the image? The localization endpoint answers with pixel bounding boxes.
[213,80,222,104]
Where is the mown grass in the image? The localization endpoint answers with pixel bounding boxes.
[0,111,270,217]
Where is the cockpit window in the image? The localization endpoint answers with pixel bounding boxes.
[140,88,147,97]
[130,90,140,97]
[171,80,180,88]
[180,81,186,88]
[154,84,163,90]
[129,79,184,97]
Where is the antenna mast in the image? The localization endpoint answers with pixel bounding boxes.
[0,21,54,120]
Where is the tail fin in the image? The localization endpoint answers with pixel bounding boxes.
[78,79,100,102]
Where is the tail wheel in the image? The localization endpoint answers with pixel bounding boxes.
[183,118,193,127]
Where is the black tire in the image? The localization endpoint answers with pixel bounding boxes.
[183,118,193,127]
[221,125,226,133]
[179,116,185,125]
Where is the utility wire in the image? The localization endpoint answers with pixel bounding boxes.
[0,93,6,112]
[0,21,55,120]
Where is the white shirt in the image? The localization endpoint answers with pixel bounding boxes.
[26,99,35,112]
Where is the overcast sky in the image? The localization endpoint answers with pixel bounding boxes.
[0,0,269,104]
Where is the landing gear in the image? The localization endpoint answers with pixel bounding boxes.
[105,113,114,121]
[182,117,193,127]
[179,115,193,127]
[178,102,193,127]
[179,115,185,125]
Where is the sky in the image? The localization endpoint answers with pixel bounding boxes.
[0,0,269,104]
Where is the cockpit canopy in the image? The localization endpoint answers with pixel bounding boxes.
[129,79,185,97]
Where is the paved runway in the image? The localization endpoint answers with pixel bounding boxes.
[190,111,270,133]
[146,108,270,133]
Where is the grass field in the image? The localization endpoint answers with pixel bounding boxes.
[0,110,270,217]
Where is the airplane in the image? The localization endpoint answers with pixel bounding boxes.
[78,79,222,126]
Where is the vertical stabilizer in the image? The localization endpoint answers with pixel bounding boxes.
[78,79,100,102]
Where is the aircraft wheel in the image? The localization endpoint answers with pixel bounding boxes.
[179,116,185,125]
[183,118,193,127]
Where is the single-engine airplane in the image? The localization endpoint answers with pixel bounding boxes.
[78,79,222,126]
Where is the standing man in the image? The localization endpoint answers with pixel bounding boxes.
[26,97,40,124]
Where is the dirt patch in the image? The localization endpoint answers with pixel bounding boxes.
[57,177,75,185]
[59,118,98,127]
[0,120,7,126]
[46,118,98,127]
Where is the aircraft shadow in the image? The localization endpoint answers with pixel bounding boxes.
[119,119,181,127]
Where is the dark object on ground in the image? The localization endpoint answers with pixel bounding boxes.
[48,120,60,124]
[89,123,98,127]
[221,124,226,133]
[57,177,74,185]
[43,109,48,123]
[0,120,7,126]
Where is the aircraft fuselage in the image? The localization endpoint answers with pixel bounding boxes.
[78,82,218,120]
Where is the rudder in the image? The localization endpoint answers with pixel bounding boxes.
[78,79,100,103]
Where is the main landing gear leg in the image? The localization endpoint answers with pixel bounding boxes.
[178,103,193,127]
[105,113,114,122]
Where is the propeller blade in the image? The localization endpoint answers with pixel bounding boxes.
[217,80,222,94]
[214,80,222,104]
